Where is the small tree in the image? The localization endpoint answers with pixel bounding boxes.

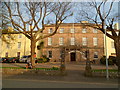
[3,2,73,67]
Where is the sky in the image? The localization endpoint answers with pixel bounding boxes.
[1,1,119,30]
[1,0,120,2]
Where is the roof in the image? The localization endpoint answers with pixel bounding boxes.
[45,23,99,27]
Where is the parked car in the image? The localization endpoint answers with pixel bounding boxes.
[8,57,19,63]
[19,55,31,63]
[1,58,9,63]
[0,58,2,63]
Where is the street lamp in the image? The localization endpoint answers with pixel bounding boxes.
[103,1,109,80]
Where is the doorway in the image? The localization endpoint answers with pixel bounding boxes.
[70,52,76,61]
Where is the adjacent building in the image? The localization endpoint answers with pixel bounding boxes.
[105,23,120,57]
[1,33,31,58]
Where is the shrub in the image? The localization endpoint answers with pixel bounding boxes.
[108,56,116,63]
[100,56,106,64]
[115,58,118,66]
[108,58,114,65]
[36,55,50,63]
[100,56,114,65]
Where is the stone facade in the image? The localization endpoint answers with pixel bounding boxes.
[41,23,104,63]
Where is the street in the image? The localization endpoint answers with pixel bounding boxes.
[2,79,118,88]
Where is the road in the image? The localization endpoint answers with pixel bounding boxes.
[2,79,118,88]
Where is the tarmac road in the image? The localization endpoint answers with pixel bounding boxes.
[2,79,118,88]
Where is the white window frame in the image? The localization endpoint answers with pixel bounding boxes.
[59,37,64,45]
[82,28,87,33]
[18,42,21,49]
[48,51,52,58]
[18,34,22,38]
[48,37,52,45]
[93,29,98,33]
[7,35,10,38]
[5,52,8,57]
[82,37,87,46]
[48,28,53,33]
[59,28,64,33]
[93,37,98,46]
[70,37,75,45]
[111,41,114,48]
[94,52,98,59]
[70,28,75,33]
[6,44,10,49]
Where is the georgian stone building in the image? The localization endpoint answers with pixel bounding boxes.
[41,23,104,62]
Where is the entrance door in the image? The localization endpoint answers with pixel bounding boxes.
[70,52,76,61]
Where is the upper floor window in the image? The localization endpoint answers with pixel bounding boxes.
[6,43,10,49]
[18,42,21,49]
[82,28,87,33]
[48,28,53,33]
[48,37,52,45]
[93,29,98,33]
[70,37,75,45]
[111,41,114,48]
[70,28,75,33]
[18,34,22,38]
[59,37,64,45]
[94,52,98,59]
[7,35,10,38]
[93,37,98,46]
[59,28,64,33]
[82,37,87,46]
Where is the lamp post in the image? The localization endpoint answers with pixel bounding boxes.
[103,1,109,80]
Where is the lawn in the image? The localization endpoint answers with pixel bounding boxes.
[92,69,118,72]
[0,67,59,70]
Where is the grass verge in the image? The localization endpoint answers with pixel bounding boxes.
[92,69,118,72]
[0,67,59,70]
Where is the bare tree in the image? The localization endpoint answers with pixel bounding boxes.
[3,2,73,67]
[77,1,120,71]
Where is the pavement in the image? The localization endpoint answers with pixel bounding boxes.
[2,62,118,70]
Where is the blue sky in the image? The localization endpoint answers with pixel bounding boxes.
[64,2,118,23]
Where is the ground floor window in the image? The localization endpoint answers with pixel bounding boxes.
[82,51,87,59]
[5,52,8,57]
[60,51,62,59]
[17,52,20,58]
[94,52,98,59]
[48,51,52,58]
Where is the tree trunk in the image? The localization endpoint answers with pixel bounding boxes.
[114,37,120,76]
[31,38,36,68]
